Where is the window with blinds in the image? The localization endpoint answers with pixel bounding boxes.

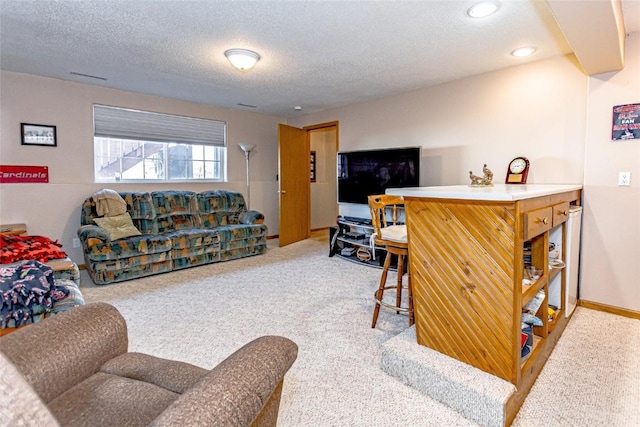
[93,105,227,182]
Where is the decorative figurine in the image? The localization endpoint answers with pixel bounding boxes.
[469,164,494,187]
[469,171,484,185]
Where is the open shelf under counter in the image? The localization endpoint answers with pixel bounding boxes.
[548,265,562,282]
[521,276,547,308]
[521,334,543,368]
[548,308,564,333]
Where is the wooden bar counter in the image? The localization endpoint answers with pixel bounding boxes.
[387,184,582,424]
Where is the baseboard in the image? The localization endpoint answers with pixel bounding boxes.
[268,228,329,240]
[579,300,640,320]
[311,227,330,232]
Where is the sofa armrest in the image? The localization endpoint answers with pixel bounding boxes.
[239,210,265,225]
[78,224,111,246]
[150,335,298,427]
[0,303,128,404]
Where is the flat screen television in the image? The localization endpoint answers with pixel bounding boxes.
[337,147,421,204]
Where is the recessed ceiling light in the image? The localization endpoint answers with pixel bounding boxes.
[467,2,499,18]
[511,47,536,57]
[294,106,302,111]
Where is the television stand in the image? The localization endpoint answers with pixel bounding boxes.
[329,216,394,269]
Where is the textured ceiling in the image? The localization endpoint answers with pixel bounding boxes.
[0,1,638,118]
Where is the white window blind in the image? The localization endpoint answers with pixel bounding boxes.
[93,105,226,146]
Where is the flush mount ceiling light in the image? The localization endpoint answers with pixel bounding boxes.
[511,46,536,57]
[224,49,260,71]
[467,1,499,18]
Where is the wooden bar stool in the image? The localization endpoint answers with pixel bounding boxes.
[368,195,414,328]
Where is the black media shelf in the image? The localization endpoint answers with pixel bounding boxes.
[329,218,401,271]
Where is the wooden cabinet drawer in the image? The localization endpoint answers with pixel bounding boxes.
[552,202,570,227]
[524,206,552,240]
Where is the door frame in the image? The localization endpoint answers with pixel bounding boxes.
[306,121,340,232]
[278,121,339,245]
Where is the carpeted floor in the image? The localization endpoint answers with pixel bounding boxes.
[79,238,640,426]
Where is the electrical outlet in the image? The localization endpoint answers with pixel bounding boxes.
[618,171,631,187]
[72,238,81,248]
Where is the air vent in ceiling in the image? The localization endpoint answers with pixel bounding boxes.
[70,71,108,81]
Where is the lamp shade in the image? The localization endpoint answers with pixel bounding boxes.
[239,142,257,153]
[225,49,260,71]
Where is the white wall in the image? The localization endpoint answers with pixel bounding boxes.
[0,71,284,265]
[288,48,639,313]
[580,32,640,312]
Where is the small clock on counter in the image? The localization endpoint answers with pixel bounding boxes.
[505,156,529,184]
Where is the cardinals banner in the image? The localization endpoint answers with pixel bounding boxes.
[0,165,49,183]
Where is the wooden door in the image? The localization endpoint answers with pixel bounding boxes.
[278,124,310,246]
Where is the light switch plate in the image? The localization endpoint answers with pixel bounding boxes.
[618,171,631,186]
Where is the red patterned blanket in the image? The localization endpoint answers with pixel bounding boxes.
[0,235,68,264]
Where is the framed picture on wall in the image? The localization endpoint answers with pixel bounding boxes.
[21,123,57,147]
[310,151,316,182]
[612,103,640,141]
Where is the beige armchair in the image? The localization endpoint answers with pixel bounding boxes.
[0,303,298,426]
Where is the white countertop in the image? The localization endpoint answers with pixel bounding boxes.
[386,184,582,201]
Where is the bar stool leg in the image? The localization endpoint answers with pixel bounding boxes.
[372,251,393,328]
[395,252,404,314]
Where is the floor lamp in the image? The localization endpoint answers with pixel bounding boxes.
[238,143,256,209]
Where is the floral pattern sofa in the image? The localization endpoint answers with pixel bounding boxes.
[78,190,267,285]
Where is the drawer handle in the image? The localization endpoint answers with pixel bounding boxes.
[559,210,568,216]
[540,217,549,225]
